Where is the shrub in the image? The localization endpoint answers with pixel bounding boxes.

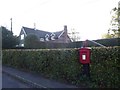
[2,47,120,88]
[90,47,120,88]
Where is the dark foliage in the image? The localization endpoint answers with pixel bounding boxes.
[1,26,19,49]
[2,47,120,88]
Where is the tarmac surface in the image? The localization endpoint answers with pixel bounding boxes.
[2,73,30,88]
[2,66,78,88]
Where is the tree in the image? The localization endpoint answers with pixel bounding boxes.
[24,34,39,48]
[102,1,120,39]
[102,33,113,39]
[68,28,80,42]
[1,26,19,49]
[107,1,120,38]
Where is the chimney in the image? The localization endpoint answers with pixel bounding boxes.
[64,25,68,34]
[64,25,67,31]
[10,18,13,33]
[64,25,68,43]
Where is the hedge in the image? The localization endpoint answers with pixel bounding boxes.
[2,47,120,88]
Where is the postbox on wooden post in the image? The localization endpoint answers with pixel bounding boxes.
[79,40,91,78]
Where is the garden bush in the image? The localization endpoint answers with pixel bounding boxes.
[90,47,120,88]
[2,47,120,88]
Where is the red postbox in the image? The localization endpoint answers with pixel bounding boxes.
[79,48,91,64]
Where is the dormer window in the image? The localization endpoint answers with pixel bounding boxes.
[45,34,49,41]
[51,33,55,40]
[40,38,44,42]
[21,34,24,40]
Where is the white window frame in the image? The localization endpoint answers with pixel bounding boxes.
[40,38,44,42]
[51,33,55,40]
[21,34,24,40]
[21,44,24,47]
[45,34,49,41]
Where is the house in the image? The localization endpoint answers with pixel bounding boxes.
[19,25,71,47]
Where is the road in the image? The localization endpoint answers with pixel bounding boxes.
[2,73,30,88]
[2,66,78,88]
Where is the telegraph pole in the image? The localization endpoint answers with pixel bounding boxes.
[10,18,13,33]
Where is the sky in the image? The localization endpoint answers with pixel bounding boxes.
[0,0,119,40]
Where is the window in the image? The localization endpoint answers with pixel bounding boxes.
[21,34,24,40]
[45,34,49,41]
[46,38,49,41]
[40,38,44,42]
[51,33,55,40]
[21,44,24,47]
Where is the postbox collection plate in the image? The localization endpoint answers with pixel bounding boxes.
[79,48,91,64]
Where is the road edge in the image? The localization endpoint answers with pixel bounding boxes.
[2,70,47,88]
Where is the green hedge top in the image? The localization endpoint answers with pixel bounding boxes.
[2,47,120,88]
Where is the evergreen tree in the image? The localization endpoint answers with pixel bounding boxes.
[1,26,19,49]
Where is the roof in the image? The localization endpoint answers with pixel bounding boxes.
[22,26,64,39]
